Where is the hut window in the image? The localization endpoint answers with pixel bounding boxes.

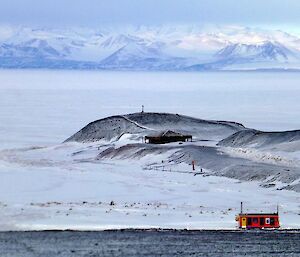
[265,218,270,224]
[247,217,252,225]
[270,217,275,225]
[260,217,265,225]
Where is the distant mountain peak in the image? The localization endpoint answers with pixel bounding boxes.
[215,41,296,62]
[100,34,145,49]
[99,41,169,69]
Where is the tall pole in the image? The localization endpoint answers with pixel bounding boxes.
[240,202,243,214]
[142,105,144,113]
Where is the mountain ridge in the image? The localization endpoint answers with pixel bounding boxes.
[1,26,300,70]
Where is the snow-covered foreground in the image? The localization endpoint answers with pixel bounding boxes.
[0,138,299,231]
[0,143,299,231]
[0,70,299,230]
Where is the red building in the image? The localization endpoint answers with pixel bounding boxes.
[236,202,280,229]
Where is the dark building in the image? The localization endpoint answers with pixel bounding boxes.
[145,130,192,144]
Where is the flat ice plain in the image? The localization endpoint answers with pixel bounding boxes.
[0,70,299,230]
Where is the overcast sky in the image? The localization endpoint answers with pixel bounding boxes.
[1,0,300,31]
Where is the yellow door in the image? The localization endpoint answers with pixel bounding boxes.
[241,217,247,228]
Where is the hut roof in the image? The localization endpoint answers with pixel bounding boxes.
[160,130,184,137]
[146,130,191,138]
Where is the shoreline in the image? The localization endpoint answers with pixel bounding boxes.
[2,228,300,233]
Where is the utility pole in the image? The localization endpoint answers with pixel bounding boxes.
[192,160,195,171]
[141,105,144,113]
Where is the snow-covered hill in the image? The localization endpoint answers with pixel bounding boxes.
[218,129,300,150]
[65,112,245,143]
[62,112,300,193]
[1,25,300,70]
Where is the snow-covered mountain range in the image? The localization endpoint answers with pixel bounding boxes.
[1,25,300,70]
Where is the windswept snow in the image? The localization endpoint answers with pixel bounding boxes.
[96,141,300,192]
[0,143,299,231]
